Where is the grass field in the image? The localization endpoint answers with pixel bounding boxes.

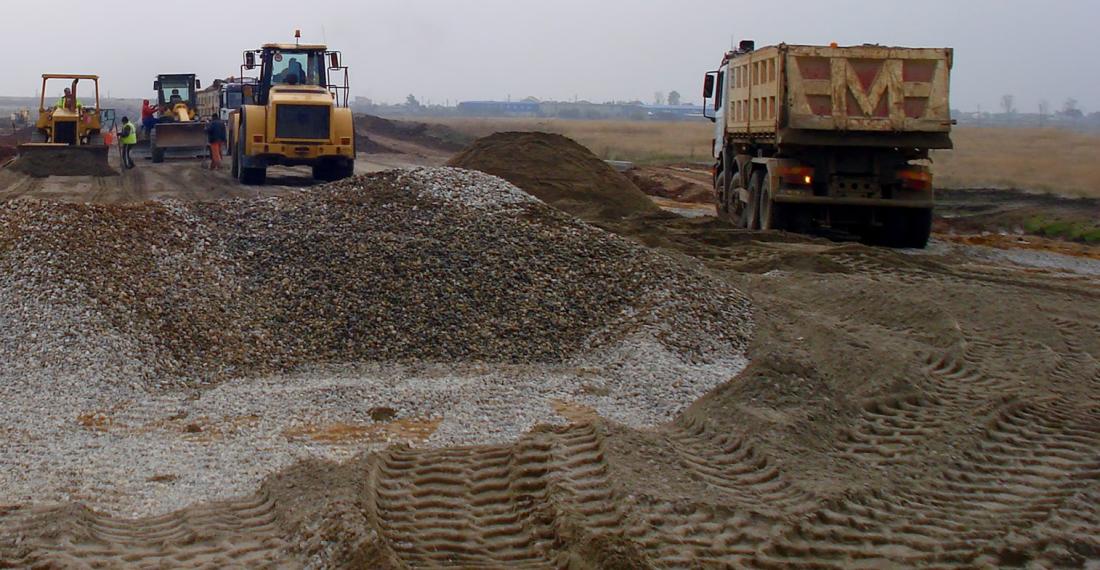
[422,118,1100,198]
[932,128,1100,198]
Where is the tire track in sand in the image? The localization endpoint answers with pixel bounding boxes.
[753,398,1100,568]
[0,489,289,568]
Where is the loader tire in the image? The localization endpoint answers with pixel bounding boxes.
[312,159,354,182]
[150,130,164,163]
[235,129,266,186]
[230,135,240,178]
[239,164,266,186]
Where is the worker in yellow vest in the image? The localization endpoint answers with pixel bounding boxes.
[119,116,137,169]
[55,88,83,111]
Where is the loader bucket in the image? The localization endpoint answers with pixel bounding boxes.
[13,143,117,178]
[152,122,208,150]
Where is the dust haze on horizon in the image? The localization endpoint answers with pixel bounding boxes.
[2,0,1097,114]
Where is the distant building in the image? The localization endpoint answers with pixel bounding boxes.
[457,101,539,117]
[643,104,705,121]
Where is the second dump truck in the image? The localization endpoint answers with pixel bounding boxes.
[703,41,954,248]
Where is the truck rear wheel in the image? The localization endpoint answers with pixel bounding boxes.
[758,172,783,231]
[745,170,764,230]
[886,208,933,249]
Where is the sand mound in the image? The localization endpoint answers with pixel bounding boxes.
[354,114,471,152]
[447,132,660,220]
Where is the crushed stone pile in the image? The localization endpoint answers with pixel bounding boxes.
[447,132,660,221]
[0,167,748,384]
[0,167,752,515]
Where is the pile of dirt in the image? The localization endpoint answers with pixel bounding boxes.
[448,132,660,220]
[354,114,471,152]
[7,147,117,178]
[0,168,748,383]
[626,165,715,204]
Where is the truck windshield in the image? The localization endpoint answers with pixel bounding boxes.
[225,91,243,109]
[160,77,191,104]
[268,51,325,86]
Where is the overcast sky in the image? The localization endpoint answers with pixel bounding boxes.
[3,0,1097,113]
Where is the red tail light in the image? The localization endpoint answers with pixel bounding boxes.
[775,166,814,186]
[898,169,933,191]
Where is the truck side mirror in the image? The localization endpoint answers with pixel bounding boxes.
[703,74,715,98]
[244,51,256,70]
[329,52,340,69]
[153,80,160,90]
[195,79,201,89]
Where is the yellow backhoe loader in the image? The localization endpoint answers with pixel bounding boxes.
[16,74,113,176]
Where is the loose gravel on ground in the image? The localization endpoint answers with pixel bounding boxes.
[0,167,752,516]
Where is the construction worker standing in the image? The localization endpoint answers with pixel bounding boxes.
[119,116,137,169]
[205,113,227,170]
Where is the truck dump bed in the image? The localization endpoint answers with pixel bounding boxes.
[726,44,953,147]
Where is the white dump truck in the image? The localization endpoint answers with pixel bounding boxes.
[703,41,954,247]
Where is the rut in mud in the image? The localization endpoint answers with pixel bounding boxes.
[3,215,1098,568]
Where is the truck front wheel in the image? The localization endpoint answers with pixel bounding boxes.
[715,171,730,220]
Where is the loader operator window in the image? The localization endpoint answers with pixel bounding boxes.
[270,51,324,87]
[159,80,191,105]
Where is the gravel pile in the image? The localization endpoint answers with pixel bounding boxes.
[0,167,752,516]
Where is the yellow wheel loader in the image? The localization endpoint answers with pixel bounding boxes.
[17,74,113,176]
[230,34,355,185]
[149,74,207,163]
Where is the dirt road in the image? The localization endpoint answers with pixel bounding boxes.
[0,151,416,203]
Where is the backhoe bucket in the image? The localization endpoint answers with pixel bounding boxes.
[13,143,116,178]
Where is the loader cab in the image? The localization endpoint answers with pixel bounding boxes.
[242,43,349,107]
[154,74,200,111]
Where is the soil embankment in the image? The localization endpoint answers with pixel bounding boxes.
[449,131,661,220]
